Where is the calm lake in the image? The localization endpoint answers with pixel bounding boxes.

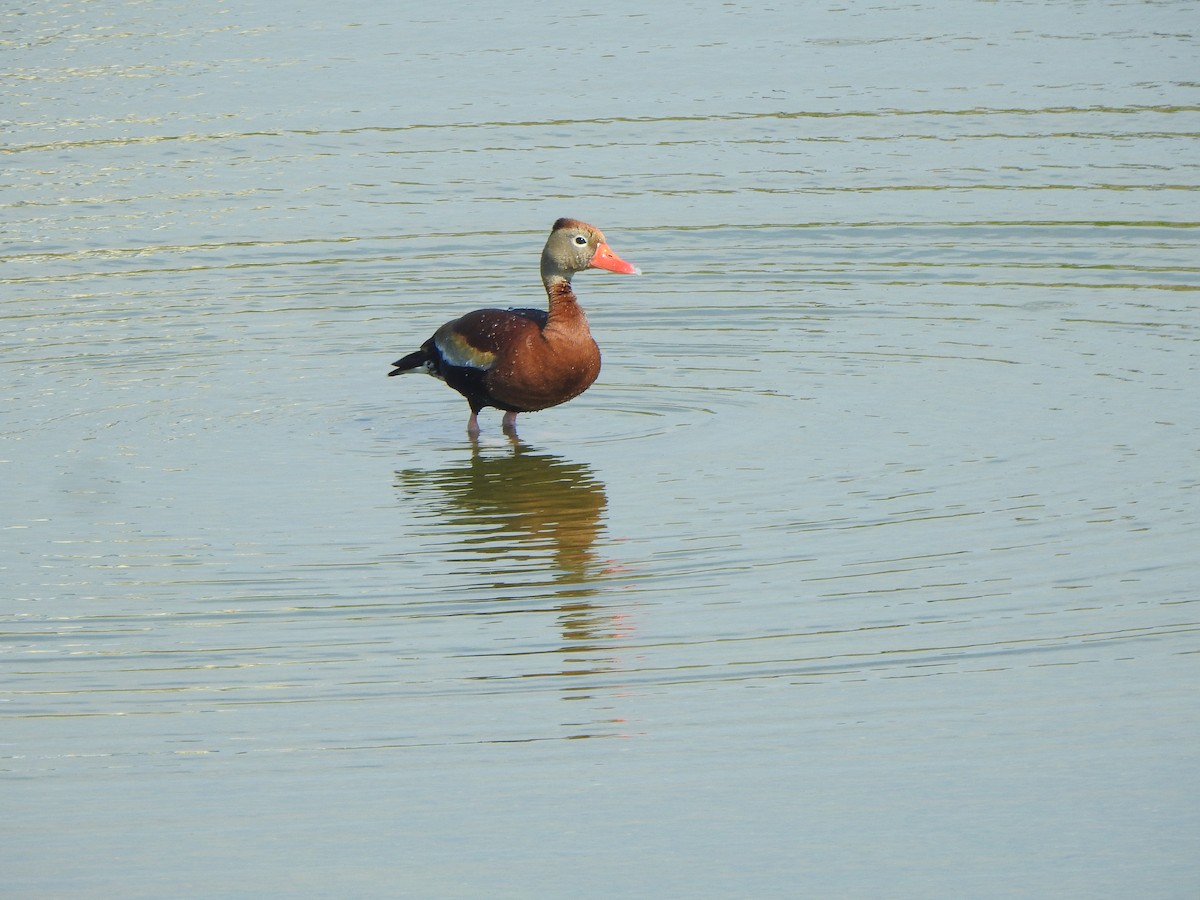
[3,1,1198,897]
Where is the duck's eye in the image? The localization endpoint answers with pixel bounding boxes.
[573,235,588,246]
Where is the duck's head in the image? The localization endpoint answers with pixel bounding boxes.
[541,218,640,284]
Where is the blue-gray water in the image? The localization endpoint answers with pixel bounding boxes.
[3,2,1198,897]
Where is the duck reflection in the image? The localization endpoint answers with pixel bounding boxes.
[394,438,619,642]
[395,440,637,738]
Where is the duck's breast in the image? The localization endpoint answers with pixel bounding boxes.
[487,329,601,412]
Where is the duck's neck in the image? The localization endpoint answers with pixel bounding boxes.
[542,275,587,331]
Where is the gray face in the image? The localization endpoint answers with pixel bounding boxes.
[541,220,604,280]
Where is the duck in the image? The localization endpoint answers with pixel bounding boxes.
[388,218,639,435]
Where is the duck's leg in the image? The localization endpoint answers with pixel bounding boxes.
[467,410,481,436]
[501,411,519,433]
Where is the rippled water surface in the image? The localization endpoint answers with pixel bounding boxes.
[4,2,1198,897]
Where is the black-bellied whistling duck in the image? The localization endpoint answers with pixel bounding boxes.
[388,218,639,435]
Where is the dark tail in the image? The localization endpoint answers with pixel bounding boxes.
[388,347,433,377]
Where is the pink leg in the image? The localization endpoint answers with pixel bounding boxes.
[467,411,480,436]
[501,411,518,432]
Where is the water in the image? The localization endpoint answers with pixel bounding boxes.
[3,2,1198,897]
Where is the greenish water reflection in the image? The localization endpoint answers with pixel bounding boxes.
[396,439,607,588]
[395,440,637,668]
